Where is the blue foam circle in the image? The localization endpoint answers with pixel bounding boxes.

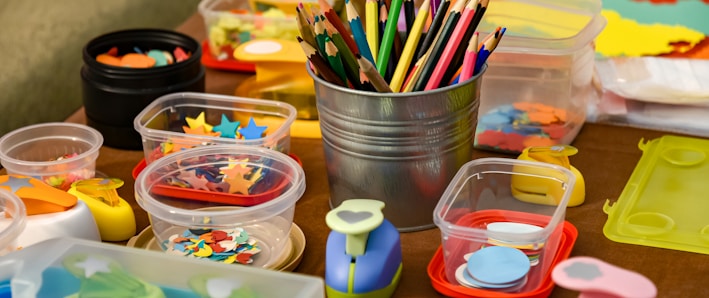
[466,246,531,284]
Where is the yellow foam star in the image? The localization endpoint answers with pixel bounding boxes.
[183,125,220,137]
[224,175,254,195]
[185,112,214,133]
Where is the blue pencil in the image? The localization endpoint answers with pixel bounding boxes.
[345,0,375,64]
[473,44,488,75]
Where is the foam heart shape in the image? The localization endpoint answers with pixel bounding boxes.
[337,210,373,224]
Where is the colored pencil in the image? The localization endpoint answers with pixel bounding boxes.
[318,0,359,55]
[356,53,393,92]
[425,0,477,90]
[358,69,377,92]
[459,31,479,83]
[345,0,375,64]
[296,6,317,48]
[365,0,379,63]
[474,27,505,75]
[390,0,431,92]
[411,0,467,91]
[378,1,387,48]
[401,52,428,93]
[440,0,488,84]
[313,15,329,58]
[376,0,403,76]
[321,16,363,89]
[430,0,442,16]
[414,0,450,61]
[404,0,415,38]
[298,36,345,87]
[324,36,348,85]
[469,0,490,36]
[299,2,315,23]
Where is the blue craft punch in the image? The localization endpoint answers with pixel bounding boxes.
[325,199,402,298]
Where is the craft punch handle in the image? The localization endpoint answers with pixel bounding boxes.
[514,145,586,207]
[325,199,385,256]
[525,145,578,169]
[68,178,137,242]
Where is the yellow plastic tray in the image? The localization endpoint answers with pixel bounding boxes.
[603,135,709,254]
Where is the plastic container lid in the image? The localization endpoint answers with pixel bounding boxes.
[478,0,606,55]
[603,135,709,254]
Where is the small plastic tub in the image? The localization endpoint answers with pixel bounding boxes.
[473,0,606,154]
[134,144,305,269]
[0,190,26,256]
[0,123,103,190]
[433,158,576,294]
[198,0,306,70]
[134,92,297,165]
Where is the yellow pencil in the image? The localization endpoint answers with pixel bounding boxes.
[365,0,379,63]
[389,0,431,92]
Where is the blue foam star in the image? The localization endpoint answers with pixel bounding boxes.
[212,114,240,139]
[238,118,267,140]
[0,176,33,193]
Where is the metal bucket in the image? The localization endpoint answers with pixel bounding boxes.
[309,66,484,231]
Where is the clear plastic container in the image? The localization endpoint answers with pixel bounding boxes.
[134,92,297,165]
[433,158,576,294]
[0,123,103,190]
[473,0,606,154]
[0,190,26,256]
[134,144,306,269]
[1,237,324,298]
[198,0,306,65]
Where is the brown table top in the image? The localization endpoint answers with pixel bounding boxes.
[63,13,709,298]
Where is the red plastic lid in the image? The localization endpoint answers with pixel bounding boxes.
[427,216,578,298]
[131,154,302,207]
[200,40,256,72]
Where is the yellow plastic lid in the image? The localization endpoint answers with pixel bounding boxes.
[603,135,709,254]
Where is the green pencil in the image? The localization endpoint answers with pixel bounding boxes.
[324,36,348,85]
[376,0,403,77]
[322,16,363,89]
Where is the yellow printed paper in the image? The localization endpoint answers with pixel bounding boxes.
[595,9,705,57]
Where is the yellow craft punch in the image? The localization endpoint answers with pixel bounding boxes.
[68,178,137,241]
[233,38,322,138]
[511,145,586,207]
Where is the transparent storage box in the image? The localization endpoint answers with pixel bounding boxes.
[433,158,577,294]
[0,237,324,298]
[198,0,308,68]
[473,0,606,154]
[134,92,297,165]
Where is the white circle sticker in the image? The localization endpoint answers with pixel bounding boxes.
[244,41,282,55]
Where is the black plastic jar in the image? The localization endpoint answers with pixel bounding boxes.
[81,28,205,149]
